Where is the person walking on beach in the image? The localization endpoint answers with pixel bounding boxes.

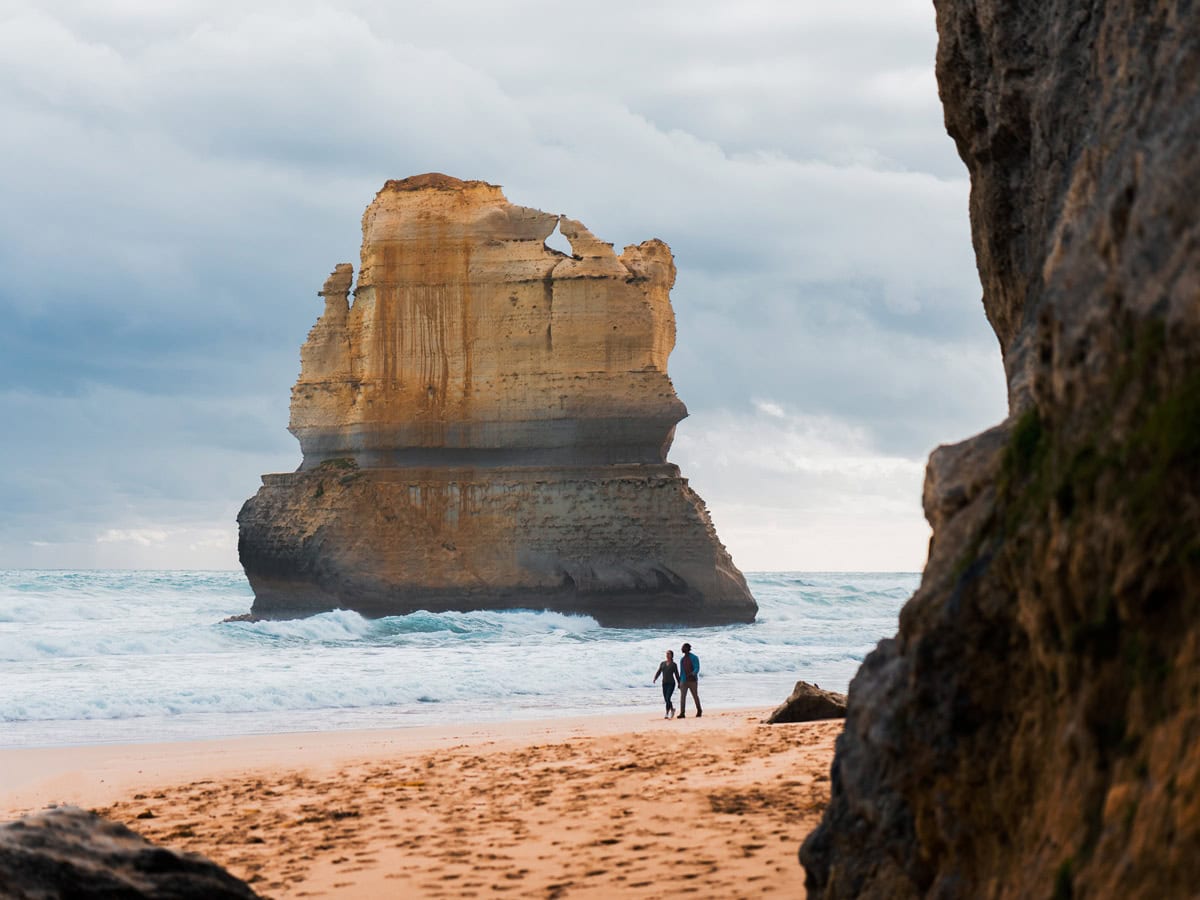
[677,643,702,718]
[652,649,680,719]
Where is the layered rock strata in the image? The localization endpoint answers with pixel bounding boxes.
[239,175,755,627]
[802,2,1199,898]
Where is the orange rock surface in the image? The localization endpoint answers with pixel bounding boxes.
[290,175,684,468]
[238,176,755,627]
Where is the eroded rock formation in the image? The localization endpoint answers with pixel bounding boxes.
[766,681,846,724]
[0,806,259,899]
[238,175,755,627]
[802,2,1199,897]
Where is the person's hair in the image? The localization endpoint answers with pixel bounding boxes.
[666,649,673,657]
[681,643,691,653]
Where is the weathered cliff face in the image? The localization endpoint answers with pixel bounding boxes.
[802,2,1199,898]
[290,174,684,468]
[239,175,755,627]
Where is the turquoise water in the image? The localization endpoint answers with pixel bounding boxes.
[0,570,916,747]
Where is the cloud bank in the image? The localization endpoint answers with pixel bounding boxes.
[0,0,1006,570]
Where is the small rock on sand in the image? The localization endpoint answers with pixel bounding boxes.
[766,681,847,724]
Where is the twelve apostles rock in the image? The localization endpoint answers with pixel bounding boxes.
[802,1,1200,897]
[238,175,755,627]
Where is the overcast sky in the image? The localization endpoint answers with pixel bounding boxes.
[0,0,1007,572]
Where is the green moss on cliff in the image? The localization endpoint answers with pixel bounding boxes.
[1007,407,1046,475]
[1126,368,1200,526]
[318,457,358,471]
[988,338,1200,782]
[997,407,1052,533]
[999,334,1200,556]
[999,408,1045,497]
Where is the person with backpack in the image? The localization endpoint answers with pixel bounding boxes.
[652,649,680,719]
[677,642,702,718]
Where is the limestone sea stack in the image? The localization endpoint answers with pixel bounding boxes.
[802,2,1199,897]
[238,175,755,627]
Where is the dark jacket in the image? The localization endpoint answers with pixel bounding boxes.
[679,652,700,683]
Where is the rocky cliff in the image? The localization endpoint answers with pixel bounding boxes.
[802,2,1199,898]
[239,175,755,627]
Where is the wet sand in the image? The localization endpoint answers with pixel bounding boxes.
[0,709,837,898]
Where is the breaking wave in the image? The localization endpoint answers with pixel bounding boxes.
[0,569,916,746]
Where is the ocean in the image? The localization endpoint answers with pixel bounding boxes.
[0,570,917,748]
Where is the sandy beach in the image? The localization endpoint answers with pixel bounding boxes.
[0,709,838,898]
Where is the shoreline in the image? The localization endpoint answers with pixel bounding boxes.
[1,708,761,814]
[1,707,838,897]
[0,697,798,754]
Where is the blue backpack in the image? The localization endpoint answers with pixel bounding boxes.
[682,652,699,681]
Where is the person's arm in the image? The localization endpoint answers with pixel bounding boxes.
[653,665,661,683]
[694,655,700,677]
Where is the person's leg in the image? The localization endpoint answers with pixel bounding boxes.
[662,683,672,717]
[684,682,701,716]
[679,681,689,716]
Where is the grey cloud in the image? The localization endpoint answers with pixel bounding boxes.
[0,0,1007,569]
[0,385,295,550]
[671,290,1004,459]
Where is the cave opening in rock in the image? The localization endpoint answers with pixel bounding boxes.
[543,218,572,256]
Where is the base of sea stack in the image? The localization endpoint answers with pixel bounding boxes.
[237,464,756,628]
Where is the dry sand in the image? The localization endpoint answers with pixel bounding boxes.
[0,709,838,898]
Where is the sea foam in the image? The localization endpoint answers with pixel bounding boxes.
[0,569,915,747]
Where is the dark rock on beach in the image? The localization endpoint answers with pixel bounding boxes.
[802,1,1200,898]
[766,681,846,724]
[0,806,260,899]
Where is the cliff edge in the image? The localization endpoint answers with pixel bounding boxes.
[238,176,755,627]
[802,2,1199,897]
